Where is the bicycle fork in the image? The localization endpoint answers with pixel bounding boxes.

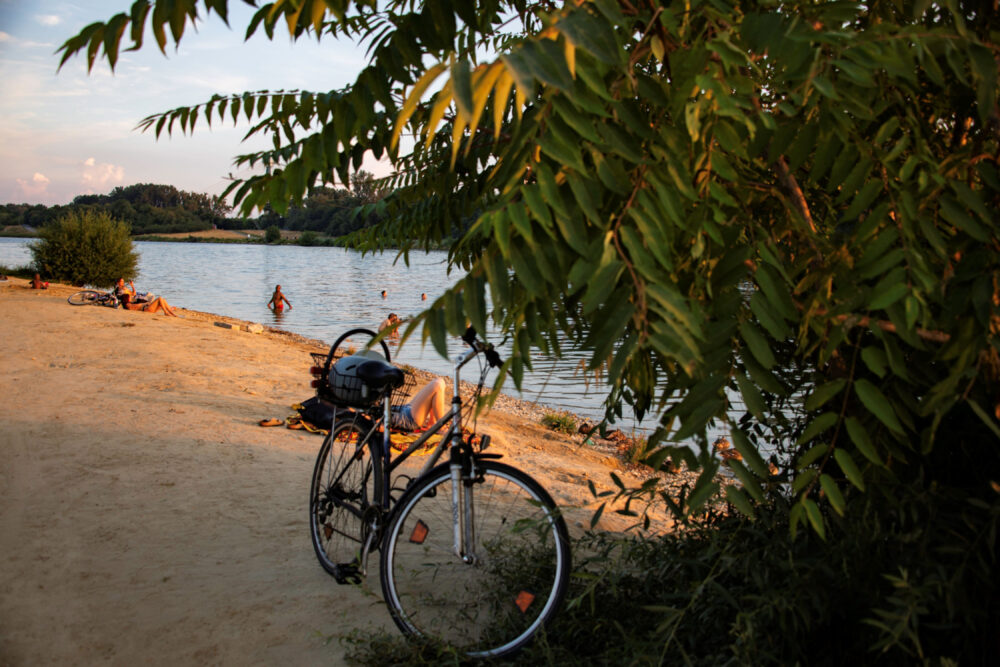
[450,444,479,564]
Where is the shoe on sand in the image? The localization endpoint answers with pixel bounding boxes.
[258,418,283,427]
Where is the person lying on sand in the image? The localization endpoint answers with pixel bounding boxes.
[390,378,446,432]
[120,292,179,317]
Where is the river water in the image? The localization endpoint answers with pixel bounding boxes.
[1,237,657,432]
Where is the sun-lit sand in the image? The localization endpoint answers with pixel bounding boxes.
[0,277,672,664]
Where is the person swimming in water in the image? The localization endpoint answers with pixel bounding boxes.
[268,285,292,312]
[379,313,401,340]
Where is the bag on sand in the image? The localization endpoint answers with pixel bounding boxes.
[295,396,337,430]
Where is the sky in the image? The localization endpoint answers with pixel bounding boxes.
[0,0,385,207]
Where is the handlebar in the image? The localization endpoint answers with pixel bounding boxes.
[460,327,503,369]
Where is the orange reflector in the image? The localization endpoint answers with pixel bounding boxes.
[309,366,323,376]
[515,590,535,613]
[311,379,320,388]
[409,520,429,544]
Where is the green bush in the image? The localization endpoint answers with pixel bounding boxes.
[541,412,577,434]
[298,230,318,246]
[30,210,137,287]
[264,225,281,243]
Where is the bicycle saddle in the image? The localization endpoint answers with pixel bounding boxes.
[355,359,405,391]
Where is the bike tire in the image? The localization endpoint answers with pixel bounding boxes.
[309,418,382,583]
[67,290,101,306]
[380,460,571,658]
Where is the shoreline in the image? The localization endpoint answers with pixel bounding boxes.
[0,276,688,664]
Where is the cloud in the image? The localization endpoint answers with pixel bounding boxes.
[36,15,60,26]
[16,172,51,197]
[0,31,10,42]
[81,158,124,192]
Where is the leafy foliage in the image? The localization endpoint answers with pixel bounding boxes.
[58,1,1000,660]
[31,209,138,287]
[264,224,282,243]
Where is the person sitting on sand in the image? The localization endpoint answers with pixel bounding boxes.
[268,285,292,312]
[390,378,447,432]
[30,273,48,289]
[378,313,401,339]
[119,292,179,317]
[114,278,153,304]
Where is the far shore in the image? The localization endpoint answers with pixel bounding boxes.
[0,276,684,664]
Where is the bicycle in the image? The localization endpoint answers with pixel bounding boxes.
[308,327,571,658]
[67,290,118,307]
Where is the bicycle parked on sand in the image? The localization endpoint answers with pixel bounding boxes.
[307,327,571,658]
[67,290,118,307]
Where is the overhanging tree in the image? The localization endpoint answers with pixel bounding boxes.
[58,4,1000,656]
[60,0,999,524]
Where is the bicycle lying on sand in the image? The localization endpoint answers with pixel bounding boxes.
[67,290,118,307]
[308,327,571,658]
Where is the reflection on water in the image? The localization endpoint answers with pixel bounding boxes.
[0,237,651,431]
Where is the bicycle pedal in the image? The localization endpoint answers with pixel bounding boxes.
[333,564,363,585]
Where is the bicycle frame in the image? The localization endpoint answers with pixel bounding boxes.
[352,338,489,574]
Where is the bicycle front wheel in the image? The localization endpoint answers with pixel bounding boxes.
[380,461,571,658]
[67,290,101,306]
[309,419,381,583]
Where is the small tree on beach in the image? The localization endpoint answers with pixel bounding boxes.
[264,225,282,243]
[31,209,138,288]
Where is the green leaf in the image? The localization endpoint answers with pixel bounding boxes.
[734,372,766,420]
[742,353,785,396]
[861,346,888,378]
[685,475,720,514]
[725,485,756,519]
[451,58,474,118]
[834,448,865,491]
[967,399,1000,440]
[819,474,846,516]
[731,429,769,479]
[939,195,988,242]
[589,502,606,529]
[462,277,487,335]
[844,417,884,466]
[556,7,622,65]
[728,459,765,503]
[802,498,826,539]
[869,276,908,311]
[739,320,776,370]
[804,380,846,411]
[854,379,904,434]
[797,442,829,470]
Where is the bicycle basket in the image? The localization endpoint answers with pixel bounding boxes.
[328,353,402,407]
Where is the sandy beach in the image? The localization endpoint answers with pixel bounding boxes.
[0,277,675,665]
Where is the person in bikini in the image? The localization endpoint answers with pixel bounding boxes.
[119,292,179,316]
[268,285,292,312]
[114,277,154,304]
[390,378,447,432]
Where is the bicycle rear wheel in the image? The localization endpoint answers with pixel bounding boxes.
[67,290,101,306]
[309,418,381,583]
[380,461,571,658]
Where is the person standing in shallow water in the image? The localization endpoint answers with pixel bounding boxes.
[268,285,292,312]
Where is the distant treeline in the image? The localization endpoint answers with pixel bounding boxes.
[1,183,231,235]
[1,173,388,239]
[254,171,386,237]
